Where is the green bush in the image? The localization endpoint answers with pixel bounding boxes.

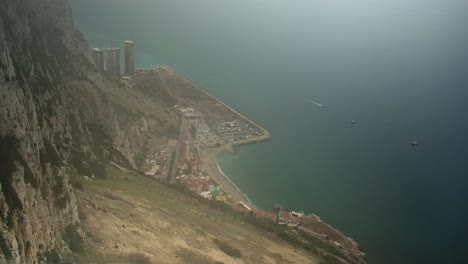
[39,250,61,264]
[69,151,107,178]
[64,224,84,253]
[127,253,152,264]
[213,239,241,258]
[78,204,87,221]
[69,176,84,190]
[90,160,107,179]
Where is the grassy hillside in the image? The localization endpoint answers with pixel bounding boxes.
[65,165,348,264]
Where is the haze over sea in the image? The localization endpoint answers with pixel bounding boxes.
[72,1,468,263]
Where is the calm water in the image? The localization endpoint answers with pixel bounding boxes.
[72,1,468,263]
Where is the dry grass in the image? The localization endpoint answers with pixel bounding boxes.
[127,253,152,264]
[72,166,323,264]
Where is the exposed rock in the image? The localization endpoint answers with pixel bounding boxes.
[0,0,180,262]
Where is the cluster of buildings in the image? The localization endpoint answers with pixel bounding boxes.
[142,144,173,180]
[171,118,361,260]
[176,138,308,228]
[176,159,231,203]
[232,205,304,228]
[214,119,262,142]
[175,105,203,118]
[175,105,262,148]
[188,117,222,147]
[91,40,135,77]
[176,105,222,147]
[175,164,348,250]
[175,129,230,202]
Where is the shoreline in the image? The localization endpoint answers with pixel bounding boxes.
[195,85,272,154]
[134,67,366,263]
[191,81,271,208]
[200,144,367,262]
[137,67,366,262]
[200,147,256,208]
[215,161,255,206]
[195,87,271,208]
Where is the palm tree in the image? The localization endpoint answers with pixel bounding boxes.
[273,203,281,224]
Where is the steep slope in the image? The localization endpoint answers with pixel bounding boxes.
[73,166,324,264]
[0,0,176,262]
[0,0,90,262]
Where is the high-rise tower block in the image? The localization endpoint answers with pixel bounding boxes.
[106,48,120,77]
[92,48,104,72]
[124,40,135,76]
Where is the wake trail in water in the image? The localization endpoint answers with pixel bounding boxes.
[304,98,325,108]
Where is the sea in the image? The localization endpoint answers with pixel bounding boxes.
[71,1,468,263]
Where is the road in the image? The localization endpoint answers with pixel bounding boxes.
[167,117,187,183]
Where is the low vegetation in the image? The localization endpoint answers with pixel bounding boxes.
[69,175,84,190]
[64,223,84,253]
[127,253,152,264]
[70,165,350,263]
[159,178,348,261]
[213,239,242,258]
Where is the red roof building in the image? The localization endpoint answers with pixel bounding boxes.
[282,211,292,220]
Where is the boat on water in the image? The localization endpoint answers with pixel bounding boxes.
[351,120,357,125]
[411,141,419,146]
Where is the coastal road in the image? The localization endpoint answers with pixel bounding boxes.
[168,117,187,183]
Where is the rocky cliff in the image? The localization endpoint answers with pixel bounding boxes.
[0,0,89,262]
[0,0,177,262]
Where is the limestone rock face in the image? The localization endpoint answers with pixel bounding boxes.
[0,0,180,262]
[0,0,90,262]
[0,0,109,263]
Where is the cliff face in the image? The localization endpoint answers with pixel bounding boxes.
[0,0,177,262]
[0,0,90,263]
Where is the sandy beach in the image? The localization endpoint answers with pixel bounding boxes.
[200,147,255,208]
[189,82,272,208]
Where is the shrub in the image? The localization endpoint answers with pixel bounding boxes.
[90,160,107,179]
[78,204,87,221]
[102,191,117,200]
[69,176,84,190]
[127,253,152,264]
[55,195,69,209]
[40,250,61,264]
[213,239,241,258]
[64,224,84,253]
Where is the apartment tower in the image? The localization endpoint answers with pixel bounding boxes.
[106,48,120,77]
[124,40,135,75]
[91,48,104,72]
